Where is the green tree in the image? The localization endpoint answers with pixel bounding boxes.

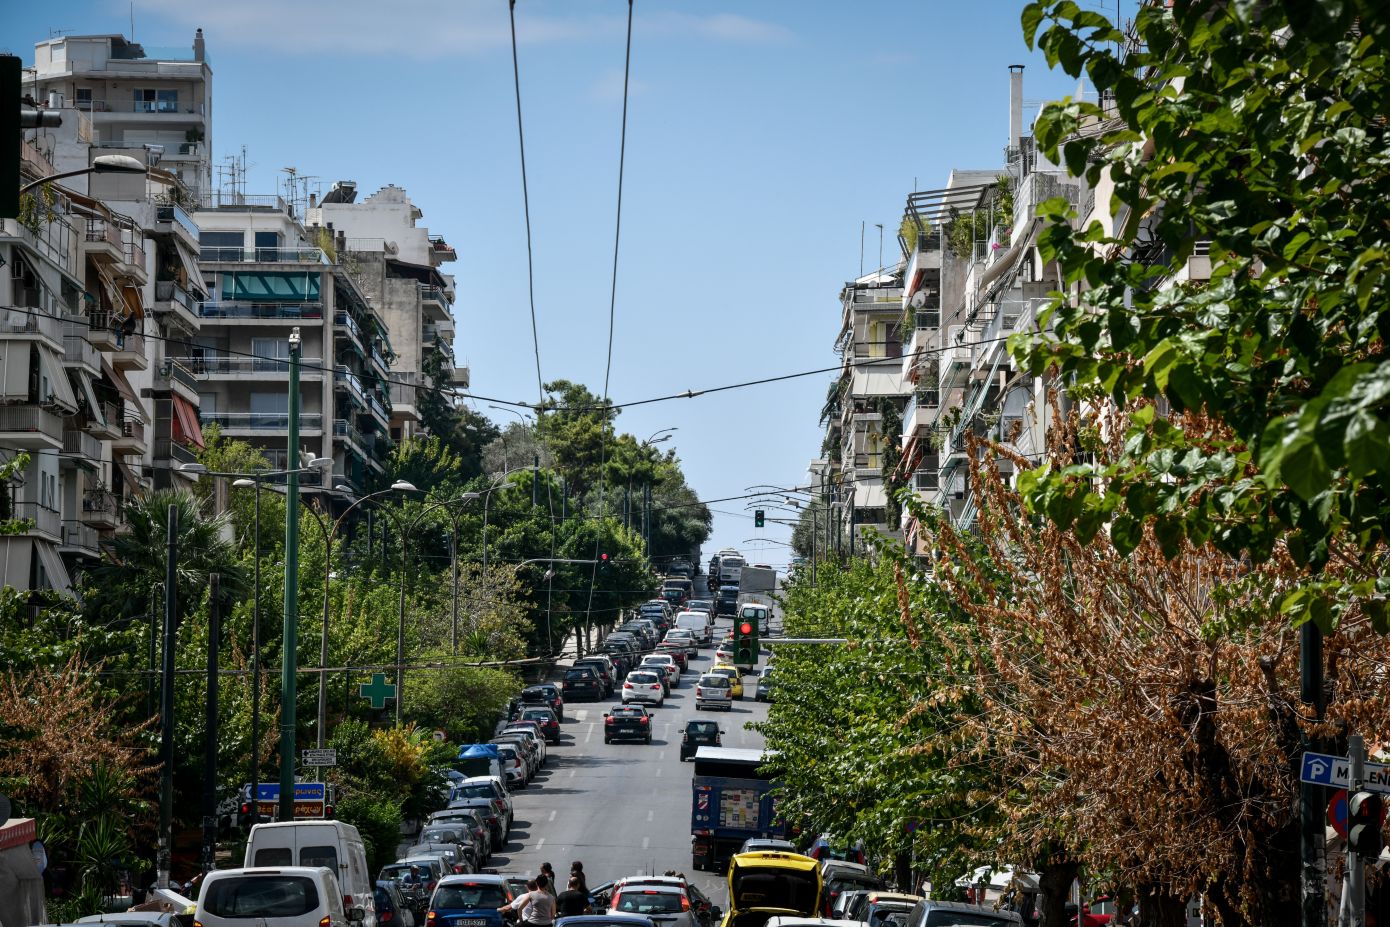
[536,380,617,499]
[1015,1,1390,627]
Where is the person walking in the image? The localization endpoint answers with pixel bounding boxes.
[501,878,556,927]
[539,864,559,899]
[569,861,589,897]
[556,878,590,917]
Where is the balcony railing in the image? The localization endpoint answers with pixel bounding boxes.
[175,356,324,376]
[123,234,146,269]
[418,283,446,304]
[370,348,389,372]
[158,359,200,392]
[85,218,122,249]
[120,417,146,443]
[198,302,324,320]
[334,311,363,344]
[61,519,101,553]
[199,412,324,432]
[155,280,196,311]
[0,406,64,440]
[2,310,64,343]
[82,490,119,522]
[75,99,207,115]
[113,331,146,357]
[155,204,200,243]
[13,502,60,538]
[332,418,368,449]
[334,366,365,402]
[368,393,390,424]
[199,245,327,264]
[63,427,101,459]
[153,437,200,465]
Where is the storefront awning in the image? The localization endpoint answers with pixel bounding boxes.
[0,343,30,401]
[172,393,206,449]
[222,271,321,302]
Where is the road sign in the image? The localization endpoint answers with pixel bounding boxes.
[359,672,397,709]
[302,749,337,767]
[1329,789,1349,838]
[254,782,326,803]
[1300,751,1390,794]
[432,730,446,743]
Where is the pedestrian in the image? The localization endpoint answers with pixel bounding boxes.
[501,878,555,927]
[556,877,589,917]
[569,861,588,896]
[539,863,559,899]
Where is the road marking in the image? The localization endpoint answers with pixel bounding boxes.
[537,838,546,848]
[574,710,588,721]
[658,751,665,760]
[549,810,557,822]
[656,767,664,778]
[569,769,576,778]
[585,730,593,743]
[642,836,650,849]
[647,810,654,822]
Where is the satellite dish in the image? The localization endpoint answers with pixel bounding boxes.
[909,291,927,309]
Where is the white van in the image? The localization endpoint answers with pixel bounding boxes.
[674,610,712,646]
[244,821,375,927]
[196,866,361,927]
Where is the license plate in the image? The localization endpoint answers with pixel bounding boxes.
[454,919,488,926]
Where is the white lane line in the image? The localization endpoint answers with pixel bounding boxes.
[537,838,546,849]
[647,810,654,822]
[642,836,650,849]
[569,769,576,778]
[656,767,664,778]
[574,710,588,721]
[658,751,666,760]
[585,729,593,743]
[549,810,557,822]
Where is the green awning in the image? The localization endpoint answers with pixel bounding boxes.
[222,272,321,302]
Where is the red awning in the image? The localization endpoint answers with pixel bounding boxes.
[171,393,206,449]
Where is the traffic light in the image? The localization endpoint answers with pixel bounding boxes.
[755,509,765,528]
[735,618,759,665]
[1349,791,1385,857]
[599,553,610,571]
[238,801,254,830]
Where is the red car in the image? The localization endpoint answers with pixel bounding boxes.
[656,641,689,670]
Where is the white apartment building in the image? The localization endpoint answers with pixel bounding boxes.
[307,183,465,443]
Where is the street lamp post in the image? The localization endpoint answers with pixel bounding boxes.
[279,328,303,823]
[19,153,146,195]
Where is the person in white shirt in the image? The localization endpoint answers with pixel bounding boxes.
[501,876,556,927]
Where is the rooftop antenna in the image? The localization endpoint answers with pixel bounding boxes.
[130,2,135,40]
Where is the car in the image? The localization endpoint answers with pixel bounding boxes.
[849,892,922,927]
[619,625,656,650]
[819,862,884,918]
[622,670,665,706]
[447,776,513,834]
[709,664,744,699]
[417,822,484,868]
[433,806,500,858]
[832,890,871,920]
[755,667,774,702]
[662,629,698,657]
[694,673,733,711]
[492,730,543,773]
[720,852,822,927]
[502,721,550,763]
[609,876,720,927]
[375,878,419,927]
[686,599,715,617]
[575,655,618,694]
[656,640,690,670]
[518,706,562,743]
[715,643,736,663]
[673,612,712,647]
[680,719,722,760]
[382,859,445,908]
[737,838,798,856]
[196,867,358,927]
[716,587,740,616]
[661,587,687,609]
[603,704,654,743]
[425,874,514,927]
[558,917,659,927]
[902,902,1021,927]
[564,665,606,702]
[488,742,527,788]
[402,840,468,875]
[641,654,680,689]
[609,882,697,927]
[520,684,565,720]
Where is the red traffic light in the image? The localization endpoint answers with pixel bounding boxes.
[740,622,753,635]
[600,553,609,562]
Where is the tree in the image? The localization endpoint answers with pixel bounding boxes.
[415,341,498,484]
[1014,1,1390,626]
[536,380,617,499]
[482,421,552,476]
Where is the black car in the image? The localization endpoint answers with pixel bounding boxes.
[519,684,564,720]
[680,719,722,760]
[716,587,739,616]
[375,878,419,924]
[562,666,604,702]
[603,704,653,743]
[573,658,615,695]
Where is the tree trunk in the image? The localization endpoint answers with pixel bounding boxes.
[1133,884,1187,927]
[893,851,911,893]
[1037,861,1078,927]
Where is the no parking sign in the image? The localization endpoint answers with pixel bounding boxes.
[1329,788,1349,838]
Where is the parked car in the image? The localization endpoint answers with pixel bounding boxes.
[502,721,549,764]
[380,859,443,910]
[243,820,376,926]
[415,823,482,869]
[679,719,722,760]
[374,878,418,927]
[603,704,654,743]
[756,666,774,702]
[609,881,697,927]
[428,807,494,861]
[694,673,733,711]
[819,862,885,918]
[902,901,1021,927]
[574,655,617,694]
[447,776,513,834]
[196,866,359,927]
[401,840,467,875]
[519,706,562,743]
[849,892,922,927]
[425,874,514,927]
[674,612,712,647]
[622,670,665,706]
[737,838,798,855]
[558,917,657,927]
[563,665,606,702]
[489,742,527,788]
[722,852,822,927]
[716,587,740,616]
[520,684,565,719]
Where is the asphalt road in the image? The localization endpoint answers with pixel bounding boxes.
[488,612,769,906]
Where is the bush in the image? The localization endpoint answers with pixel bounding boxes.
[335,792,403,876]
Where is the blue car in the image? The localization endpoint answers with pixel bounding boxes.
[427,874,513,927]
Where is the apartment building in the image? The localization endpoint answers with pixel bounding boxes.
[896,67,1085,557]
[26,30,214,199]
[306,183,466,443]
[182,196,395,491]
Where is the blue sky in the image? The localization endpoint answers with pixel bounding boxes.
[2,1,1103,567]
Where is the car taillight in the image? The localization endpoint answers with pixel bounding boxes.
[320,917,332,927]
[382,912,394,923]
[494,798,505,812]
[681,896,691,911]
[640,716,649,724]
[651,684,660,690]
[427,912,437,924]
[344,895,353,911]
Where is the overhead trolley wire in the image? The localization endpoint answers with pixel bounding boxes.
[509,0,546,406]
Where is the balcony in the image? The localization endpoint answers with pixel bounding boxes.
[75,99,207,116]
[850,452,882,477]
[198,301,324,321]
[332,418,371,453]
[367,393,390,428]
[198,412,324,433]
[113,415,147,454]
[902,391,940,440]
[111,330,148,371]
[86,401,122,440]
[155,204,200,249]
[84,218,124,263]
[13,502,60,541]
[199,245,328,265]
[370,347,390,376]
[2,309,65,349]
[81,490,120,530]
[334,366,366,406]
[154,280,201,329]
[334,311,364,350]
[62,427,101,464]
[120,232,147,280]
[178,356,325,379]
[390,372,421,421]
[939,341,972,391]
[63,333,101,373]
[421,323,440,346]
[418,283,450,320]
[152,437,200,466]
[154,359,201,403]
[0,405,64,448]
[429,235,458,262]
[60,520,100,557]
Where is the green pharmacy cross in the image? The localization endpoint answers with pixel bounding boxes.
[359,673,397,709]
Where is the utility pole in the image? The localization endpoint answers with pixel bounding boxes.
[1341,735,1366,927]
[201,574,221,873]
[450,520,459,654]
[248,481,261,823]
[1302,621,1326,927]
[532,454,539,507]
[279,328,302,823]
[156,504,178,889]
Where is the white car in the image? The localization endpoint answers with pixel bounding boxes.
[694,673,733,711]
[641,654,681,689]
[715,643,735,663]
[196,867,359,927]
[623,670,666,706]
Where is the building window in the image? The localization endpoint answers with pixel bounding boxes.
[200,231,243,262]
[250,391,288,429]
[253,231,282,262]
[134,88,179,113]
[251,338,291,372]
[75,87,91,106]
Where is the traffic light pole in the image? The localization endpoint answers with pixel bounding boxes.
[278,329,302,823]
[1342,736,1367,927]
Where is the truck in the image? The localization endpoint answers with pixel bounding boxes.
[690,746,787,872]
[718,555,746,586]
[738,565,777,598]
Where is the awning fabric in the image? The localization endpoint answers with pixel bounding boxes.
[850,367,906,398]
[34,541,73,597]
[71,370,104,425]
[114,457,143,495]
[171,394,206,449]
[0,343,30,401]
[0,538,32,590]
[172,238,208,298]
[121,285,145,320]
[221,271,320,302]
[853,483,889,509]
[99,359,144,419]
[94,264,125,316]
[38,345,78,412]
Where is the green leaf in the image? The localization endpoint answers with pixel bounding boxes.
[1109,513,1142,556]
[1343,410,1390,479]
[1021,3,1045,49]
[1277,434,1334,503]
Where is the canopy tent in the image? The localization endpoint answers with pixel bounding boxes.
[457,744,501,760]
[221,271,321,302]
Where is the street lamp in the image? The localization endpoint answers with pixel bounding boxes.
[19,154,147,195]
[642,427,677,447]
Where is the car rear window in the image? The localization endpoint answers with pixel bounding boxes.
[712,668,737,680]
[565,669,593,681]
[453,783,494,799]
[421,828,461,843]
[628,672,659,683]
[699,675,729,688]
[612,707,645,717]
[617,891,686,915]
[433,883,508,909]
[251,847,292,867]
[203,874,320,918]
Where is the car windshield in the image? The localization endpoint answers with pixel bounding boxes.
[921,912,1016,927]
[433,884,508,909]
[616,891,685,915]
[202,875,320,918]
[629,672,659,684]
[421,828,461,843]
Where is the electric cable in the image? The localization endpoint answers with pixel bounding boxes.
[508,0,546,407]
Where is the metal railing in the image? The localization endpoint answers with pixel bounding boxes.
[199,246,244,261]
[13,502,60,538]
[85,218,123,249]
[82,490,118,516]
[199,412,324,431]
[370,348,389,372]
[123,234,145,269]
[389,372,421,409]
[159,359,200,391]
[198,302,323,320]
[367,393,390,424]
[332,418,368,448]
[75,100,206,114]
[155,280,195,311]
[0,406,64,440]
[153,437,199,464]
[113,331,146,357]
[334,366,365,401]
[198,245,325,264]
[195,192,286,211]
[334,311,363,343]
[61,520,100,552]
[418,283,447,304]
[2,309,64,342]
[155,204,200,242]
[174,355,324,376]
[120,417,146,443]
[63,427,101,459]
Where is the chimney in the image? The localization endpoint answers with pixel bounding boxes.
[193,28,205,62]
[1009,65,1024,153]
[309,192,317,209]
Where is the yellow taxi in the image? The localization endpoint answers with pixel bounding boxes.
[710,663,744,699]
[720,851,822,927]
